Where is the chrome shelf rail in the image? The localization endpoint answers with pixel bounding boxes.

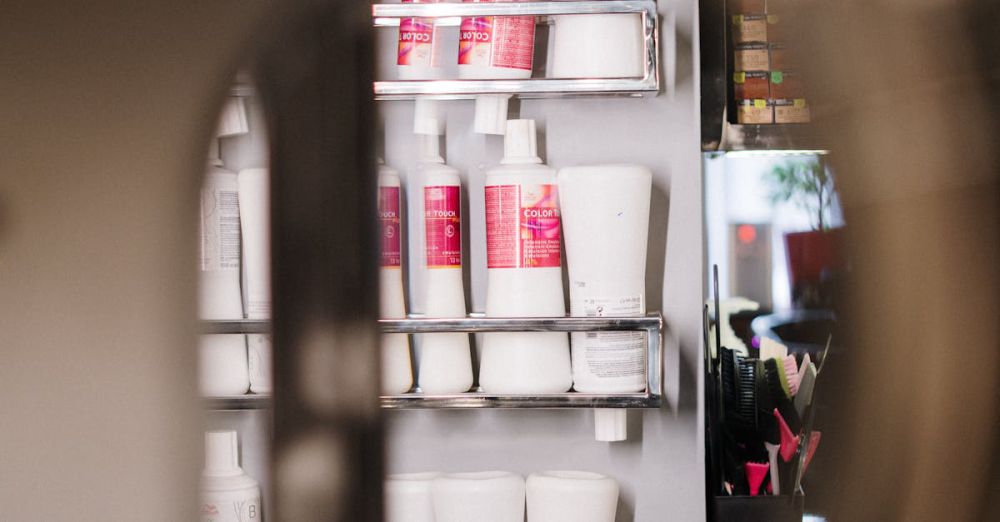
[380,313,663,409]
[203,394,273,411]
[200,319,272,335]
[372,0,660,99]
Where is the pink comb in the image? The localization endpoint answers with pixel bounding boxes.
[745,462,769,496]
[773,408,801,462]
[784,355,800,396]
[797,353,812,387]
[803,431,822,475]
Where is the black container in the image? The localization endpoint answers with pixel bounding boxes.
[714,493,805,522]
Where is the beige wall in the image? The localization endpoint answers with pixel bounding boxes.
[0,3,269,519]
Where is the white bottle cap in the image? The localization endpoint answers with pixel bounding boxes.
[594,409,627,442]
[474,95,510,135]
[501,119,542,165]
[417,134,444,164]
[414,98,444,136]
[204,430,242,477]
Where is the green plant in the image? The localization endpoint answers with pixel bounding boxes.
[767,158,835,231]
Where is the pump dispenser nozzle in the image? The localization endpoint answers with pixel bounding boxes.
[417,134,444,164]
[501,119,543,165]
[414,98,444,136]
[474,95,511,135]
[203,430,243,477]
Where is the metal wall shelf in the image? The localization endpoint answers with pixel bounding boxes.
[372,0,660,100]
[200,313,664,409]
[204,394,273,411]
[380,314,663,409]
[200,319,272,335]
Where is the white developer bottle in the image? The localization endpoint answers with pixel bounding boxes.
[458,0,536,135]
[378,160,414,395]
[415,135,473,394]
[479,120,572,393]
[200,164,250,397]
[238,168,272,395]
[200,430,262,522]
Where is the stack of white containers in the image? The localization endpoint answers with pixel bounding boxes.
[385,469,619,522]
[198,96,272,397]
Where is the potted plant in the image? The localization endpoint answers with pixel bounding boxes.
[768,157,843,308]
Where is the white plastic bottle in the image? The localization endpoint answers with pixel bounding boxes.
[415,136,473,394]
[479,120,571,393]
[238,168,272,395]
[379,160,414,395]
[458,0,536,134]
[557,164,652,394]
[200,165,250,397]
[200,430,262,522]
[398,0,445,135]
[550,14,644,79]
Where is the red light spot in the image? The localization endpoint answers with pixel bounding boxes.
[737,224,757,244]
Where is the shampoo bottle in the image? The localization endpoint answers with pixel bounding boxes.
[200,162,250,397]
[479,120,571,393]
[399,0,445,135]
[379,160,414,395]
[200,430,262,522]
[238,168,272,395]
[415,136,473,394]
[458,0,536,134]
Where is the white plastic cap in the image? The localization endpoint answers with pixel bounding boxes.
[474,95,510,135]
[417,134,444,164]
[501,119,542,165]
[594,409,627,442]
[204,430,242,477]
[217,96,249,137]
[414,98,444,136]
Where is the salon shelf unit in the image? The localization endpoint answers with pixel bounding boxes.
[380,313,664,409]
[372,0,660,100]
[200,313,665,410]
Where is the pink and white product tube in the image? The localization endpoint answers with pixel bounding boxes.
[378,160,414,395]
[458,0,536,134]
[238,168,272,395]
[199,165,250,397]
[398,0,445,135]
[479,120,571,393]
[414,136,473,394]
[200,431,261,522]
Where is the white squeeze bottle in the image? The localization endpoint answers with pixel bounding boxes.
[199,163,250,397]
[200,430,262,522]
[415,136,473,394]
[238,168,272,395]
[557,164,652,394]
[479,120,571,393]
[458,0,537,134]
[378,160,414,395]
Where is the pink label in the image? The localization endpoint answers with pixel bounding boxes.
[458,0,535,71]
[424,185,462,268]
[485,184,561,269]
[378,186,401,268]
[398,0,438,67]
